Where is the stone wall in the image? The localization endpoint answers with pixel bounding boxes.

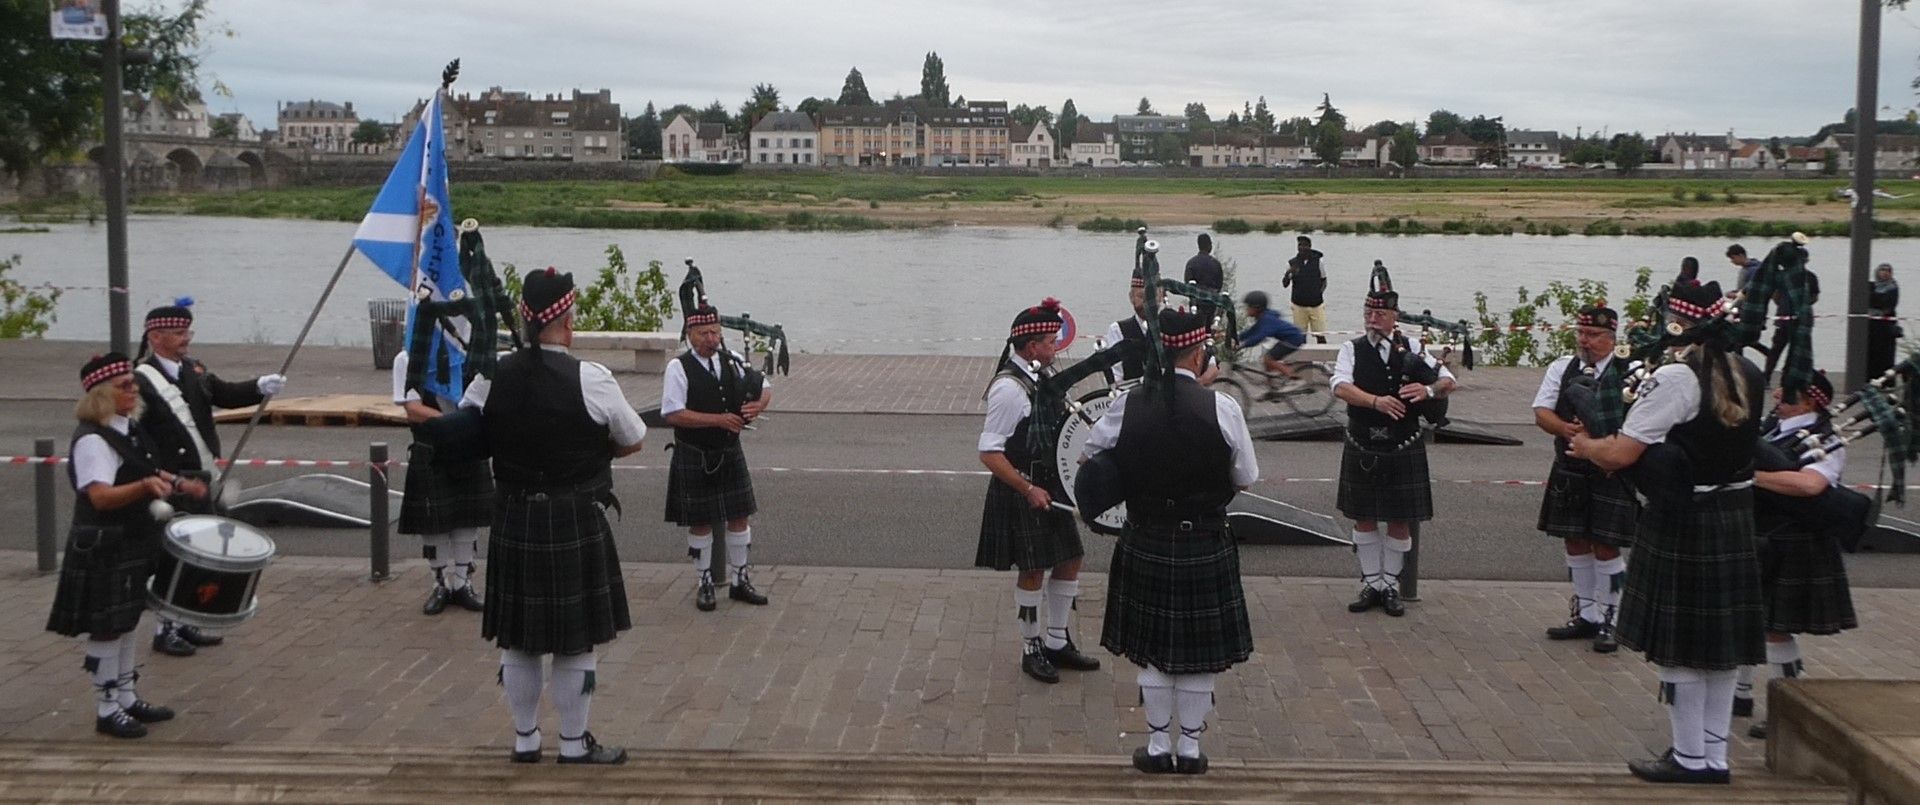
[284,156,661,188]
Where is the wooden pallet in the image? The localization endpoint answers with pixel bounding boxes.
[211,394,406,427]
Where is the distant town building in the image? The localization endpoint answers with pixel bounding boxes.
[441,87,624,162]
[749,111,819,165]
[1506,130,1561,168]
[1113,113,1189,162]
[814,99,1010,167]
[1810,133,1920,172]
[212,112,260,142]
[278,100,359,153]
[1337,131,1383,166]
[1657,133,1733,170]
[125,93,211,138]
[1188,131,1269,167]
[1009,122,1054,168]
[662,114,743,163]
[1419,132,1479,165]
[1068,122,1121,167]
[1730,142,1779,170]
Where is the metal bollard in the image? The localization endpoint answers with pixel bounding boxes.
[35,438,56,573]
[1400,522,1421,601]
[370,442,390,580]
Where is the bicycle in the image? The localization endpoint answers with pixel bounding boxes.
[1208,347,1336,417]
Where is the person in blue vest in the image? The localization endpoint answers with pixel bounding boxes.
[1237,291,1306,394]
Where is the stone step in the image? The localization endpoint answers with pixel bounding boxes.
[0,741,1848,804]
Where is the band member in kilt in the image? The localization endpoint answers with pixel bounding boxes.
[1330,289,1455,617]
[977,298,1101,684]
[1735,370,1856,740]
[462,268,645,765]
[393,348,490,615]
[1102,267,1156,382]
[1531,301,1637,653]
[1570,280,1766,785]
[133,300,285,657]
[1086,308,1258,775]
[47,354,206,737]
[662,301,772,612]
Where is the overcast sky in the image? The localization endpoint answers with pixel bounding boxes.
[195,0,1920,139]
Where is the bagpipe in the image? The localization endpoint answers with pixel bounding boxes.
[675,258,792,411]
[406,218,518,466]
[1368,260,1469,428]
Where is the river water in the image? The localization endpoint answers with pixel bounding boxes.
[0,215,1894,369]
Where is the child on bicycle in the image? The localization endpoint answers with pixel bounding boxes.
[1238,291,1307,393]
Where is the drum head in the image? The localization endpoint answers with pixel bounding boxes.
[164,515,277,571]
[1055,388,1128,535]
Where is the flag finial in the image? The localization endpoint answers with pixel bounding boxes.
[441,59,461,91]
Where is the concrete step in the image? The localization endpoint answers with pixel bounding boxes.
[0,741,1848,804]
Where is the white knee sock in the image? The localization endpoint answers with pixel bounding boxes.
[550,652,596,758]
[448,528,479,590]
[1734,665,1756,702]
[1659,666,1707,771]
[725,527,752,585]
[1352,528,1383,590]
[688,531,714,578]
[1137,667,1174,756]
[1565,552,1598,623]
[1382,534,1412,592]
[422,533,452,588]
[84,639,120,719]
[1014,586,1044,653]
[1767,639,1804,682]
[1174,673,1218,759]
[1043,577,1078,651]
[115,630,141,708]
[1701,669,1739,771]
[1593,555,1627,624]
[500,649,544,752]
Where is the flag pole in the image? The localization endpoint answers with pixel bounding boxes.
[212,243,359,501]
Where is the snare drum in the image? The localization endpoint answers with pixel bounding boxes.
[146,515,276,630]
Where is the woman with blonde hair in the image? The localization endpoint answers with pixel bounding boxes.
[45,353,205,738]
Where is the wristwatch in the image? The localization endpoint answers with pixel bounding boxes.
[1423,384,1436,400]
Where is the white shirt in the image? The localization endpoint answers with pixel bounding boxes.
[1082,369,1261,487]
[1329,332,1456,392]
[1101,316,1146,350]
[1619,363,1701,445]
[459,344,648,448]
[978,360,1043,453]
[659,348,769,417]
[1769,411,1846,486]
[153,354,182,381]
[1531,354,1616,411]
[72,415,133,491]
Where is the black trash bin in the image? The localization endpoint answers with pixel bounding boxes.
[368,299,407,370]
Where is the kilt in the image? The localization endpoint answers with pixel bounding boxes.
[483,481,631,655]
[46,523,157,638]
[1615,488,1766,670]
[1337,439,1433,522]
[974,478,1083,571]
[1536,461,1638,547]
[398,442,494,534]
[1757,518,1857,636]
[664,442,757,527]
[1100,520,1254,675]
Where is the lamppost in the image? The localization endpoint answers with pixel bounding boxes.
[1845,0,1882,391]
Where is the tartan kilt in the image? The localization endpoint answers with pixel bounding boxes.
[664,442,757,526]
[45,522,158,638]
[1100,521,1254,675]
[398,443,494,534]
[1337,440,1433,522]
[1757,518,1858,636]
[1614,489,1766,670]
[483,483,631,655]
[1535,461,1638,547]
[974,478,1083,571]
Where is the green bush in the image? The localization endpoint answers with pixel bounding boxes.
[1692,190,1714,202]
[0,255,61,338]
[1212,218,1253,234]
[1077,216,1148,232]
[502,244,674,333]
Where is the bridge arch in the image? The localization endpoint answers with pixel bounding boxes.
[235,150,267,185]
[163,147,203,192]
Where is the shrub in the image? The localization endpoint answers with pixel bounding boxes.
[1212,218,1253,234]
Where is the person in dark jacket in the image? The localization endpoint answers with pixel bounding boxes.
[1868,263,1901,378]
[1184,233,1225,322]
[1283,236,1328,343]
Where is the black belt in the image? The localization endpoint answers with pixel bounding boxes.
[1126,509,1229,531]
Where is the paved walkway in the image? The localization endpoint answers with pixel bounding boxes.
[4,550,1916,767]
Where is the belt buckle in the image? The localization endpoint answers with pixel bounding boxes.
[1178,520,1195,532]
[529,492,549,502]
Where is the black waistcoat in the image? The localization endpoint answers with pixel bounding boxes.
[1116,376,1234,518]
[1667,356,1765,486]
[137,357,219,472]
[989,360,1049,480]
[673,351,743,452]
[1551,357,1623,469]
[484,348,609,486]
[68,421,160,531]
[1114,318,1146,380]
[1344,336,1421,445]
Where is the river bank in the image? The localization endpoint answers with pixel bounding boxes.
[9,175,1920,235]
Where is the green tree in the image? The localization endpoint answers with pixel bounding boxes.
[0,255,61,338]
[1153,132,1186,165]
[698,101,730,127]
[627,101,662,158]
[1275,116,1314,137]
[1390,127,1420,167]
[919,52,950,106]
[1426,109,1464,138]
[1,0,220,178]
[1566,138,1607,166]
[1184,102,1211,131]
[1057,99,1079,153]
[738,83,780,129]
[208,115,237,140]
[1365,120,1402,137]
[1253,96,1275,134]
[1137,97,1155,115]
[837,66,873,106]
[1313,122,1346,165]
[794,97,825,118]
[502,245,674,333]
[1313,93,1345,130]
[351,119,386,146]
[1610,133,1648,171]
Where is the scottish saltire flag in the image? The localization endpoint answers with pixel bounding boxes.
[352,90,469,403]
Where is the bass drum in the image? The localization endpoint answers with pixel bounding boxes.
[1055,385,1129,536]
[147,515,276,630]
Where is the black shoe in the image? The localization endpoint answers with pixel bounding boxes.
[1627,749,1729,785]
[1381,588,1406,617]
[1748,720,1768,740]
[1592,624,1619,654]
[1175,752,1210,775]
[1732,696,1754,718]
[95,710,148,739]
[1348,586,1382,613]
[728,574,769,606]
[510,728,540,763]
[175,625,222,647]
[448,585,484,612]
[422,585,451,616]
[1131,746,1175,774]
[695,575,717,612]
[1546,618,1602,641]
[1021,650,1060,684]
[1042,640,1102,672]
[151,630,196,657]
[123,700,174,723]
[556,731,627,765]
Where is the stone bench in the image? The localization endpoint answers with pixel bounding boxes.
[572,331,680,374]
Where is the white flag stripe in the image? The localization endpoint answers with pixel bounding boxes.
[354,212,418,244]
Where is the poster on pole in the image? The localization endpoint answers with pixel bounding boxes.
[49,0,108,40]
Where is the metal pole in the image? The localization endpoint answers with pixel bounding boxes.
[1846,0,1881,392]
[35,438,57,573]
[1400,522,1420,601]
[369,442,390,580]
[101,0,130,355]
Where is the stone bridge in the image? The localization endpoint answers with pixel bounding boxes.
[92,133,292,194]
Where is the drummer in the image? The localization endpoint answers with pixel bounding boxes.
[45,353,206,738]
